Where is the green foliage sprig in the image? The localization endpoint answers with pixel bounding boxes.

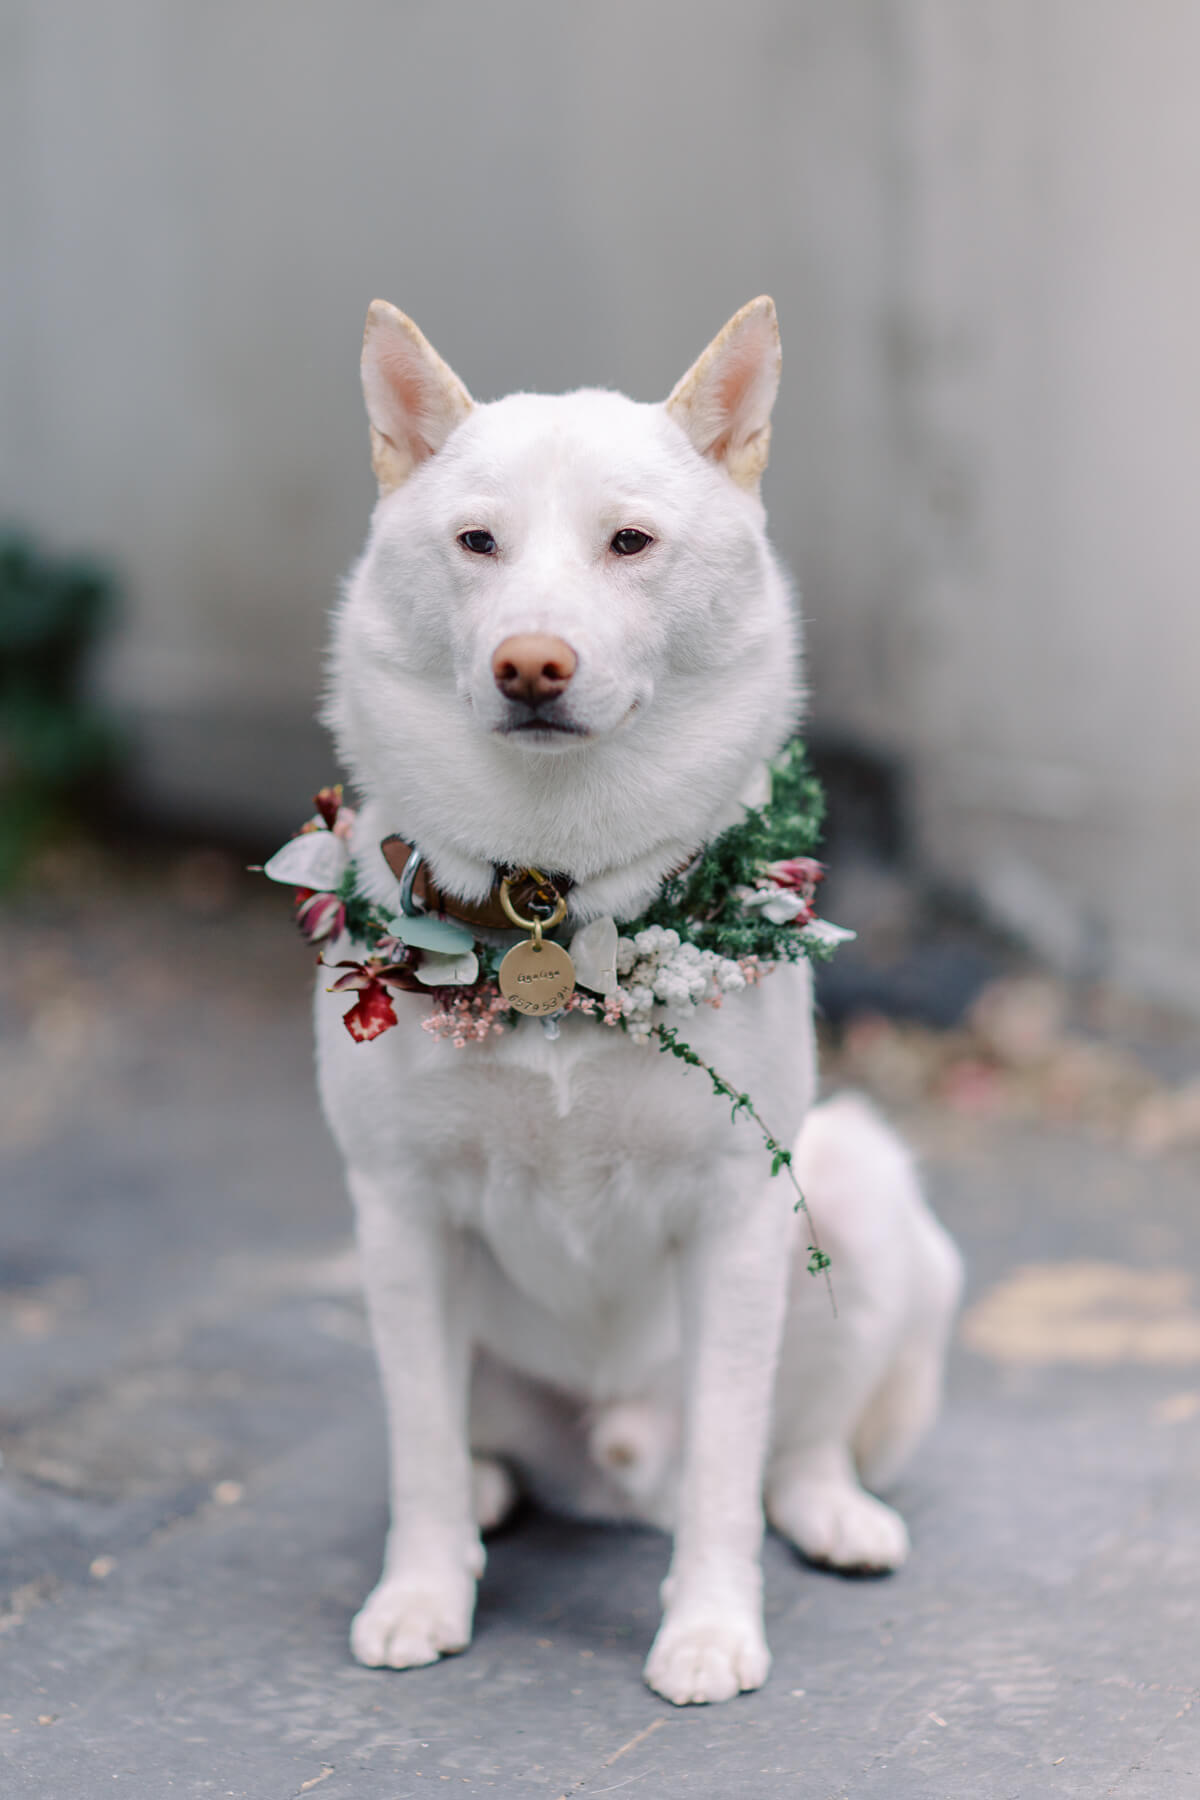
[629,738,828,962]
[338,865,387,945]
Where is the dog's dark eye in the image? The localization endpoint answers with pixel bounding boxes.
[610,528,653,557]
[458,530,497,555]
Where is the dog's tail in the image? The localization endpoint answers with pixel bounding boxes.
[793,1092,964,1489]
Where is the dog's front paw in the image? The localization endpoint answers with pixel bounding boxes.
[768,1476,910,1574]
[350,1569,477,1669]
[643,1610,770,1706]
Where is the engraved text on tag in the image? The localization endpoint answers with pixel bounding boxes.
[497,939,576,1016]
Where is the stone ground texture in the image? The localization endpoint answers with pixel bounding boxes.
[2,853,1199,1798]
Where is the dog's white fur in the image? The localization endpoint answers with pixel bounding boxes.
[316,298,962,1706]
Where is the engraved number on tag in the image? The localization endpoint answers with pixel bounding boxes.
[498,938,576,1015]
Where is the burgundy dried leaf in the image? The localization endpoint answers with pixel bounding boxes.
[324,958,374,992]
[375,963,418,987]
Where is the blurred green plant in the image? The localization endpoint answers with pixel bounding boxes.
[0,534,124,885]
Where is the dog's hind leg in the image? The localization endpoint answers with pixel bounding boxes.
[851,1249,962,1495]
[470,1454,519,1534]
[766,1094,961,1575]
[469,1350,666,1524]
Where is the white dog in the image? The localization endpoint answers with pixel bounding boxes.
[310,297,962,1706]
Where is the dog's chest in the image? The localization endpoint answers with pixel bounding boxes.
[317,964,815,1371]
[411,1022,724,1256]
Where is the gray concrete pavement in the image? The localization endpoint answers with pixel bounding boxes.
[2,865,1198,1797]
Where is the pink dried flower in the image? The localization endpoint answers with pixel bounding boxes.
[295,889,346,945]
[764,857,825,898]
[422,984,510,1045]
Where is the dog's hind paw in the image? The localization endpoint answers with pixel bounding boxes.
[350,1570,477,1669]
[768,1476,910,1574]
[471,1454,518,1533]
[643,1611,770,1706]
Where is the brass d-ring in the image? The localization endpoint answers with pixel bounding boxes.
[499,871,568,933]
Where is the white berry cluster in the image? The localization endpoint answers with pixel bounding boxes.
[614,926,754,1044]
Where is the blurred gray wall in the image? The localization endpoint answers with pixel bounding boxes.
[3,1,1198,1009]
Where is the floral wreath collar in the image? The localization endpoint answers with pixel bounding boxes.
[258,739,850,1281]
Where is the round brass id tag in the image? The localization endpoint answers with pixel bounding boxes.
[498,939,576,1015]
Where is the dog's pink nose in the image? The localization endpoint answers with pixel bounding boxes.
[492,634,578,706]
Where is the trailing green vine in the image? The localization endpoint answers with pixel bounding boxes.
[651,1022,836,1309]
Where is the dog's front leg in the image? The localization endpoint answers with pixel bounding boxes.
[644,1181,793,1706]
[346,1168,481,1669]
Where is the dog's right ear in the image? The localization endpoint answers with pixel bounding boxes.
[665,297,781,492]
[361,301,474,493]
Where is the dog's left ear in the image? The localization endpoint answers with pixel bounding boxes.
[361,300,474,494]
[665,297,781,491]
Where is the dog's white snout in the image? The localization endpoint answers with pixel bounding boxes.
[491,633,578,707]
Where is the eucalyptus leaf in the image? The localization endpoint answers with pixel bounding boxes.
[387,913,478,954]
[414,949,479,987]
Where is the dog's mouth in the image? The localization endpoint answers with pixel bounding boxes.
[492,695,592,742]
[485,697,641,746]
[499,718,589,738]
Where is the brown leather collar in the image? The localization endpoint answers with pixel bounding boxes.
[380,836,573,933]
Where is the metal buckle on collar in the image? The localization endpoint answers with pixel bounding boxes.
[397,847,426,918]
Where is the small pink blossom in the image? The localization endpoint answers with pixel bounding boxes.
[422,984,510,1044]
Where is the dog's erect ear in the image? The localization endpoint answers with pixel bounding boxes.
[361,300,474,493]
[665,297,781,491]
